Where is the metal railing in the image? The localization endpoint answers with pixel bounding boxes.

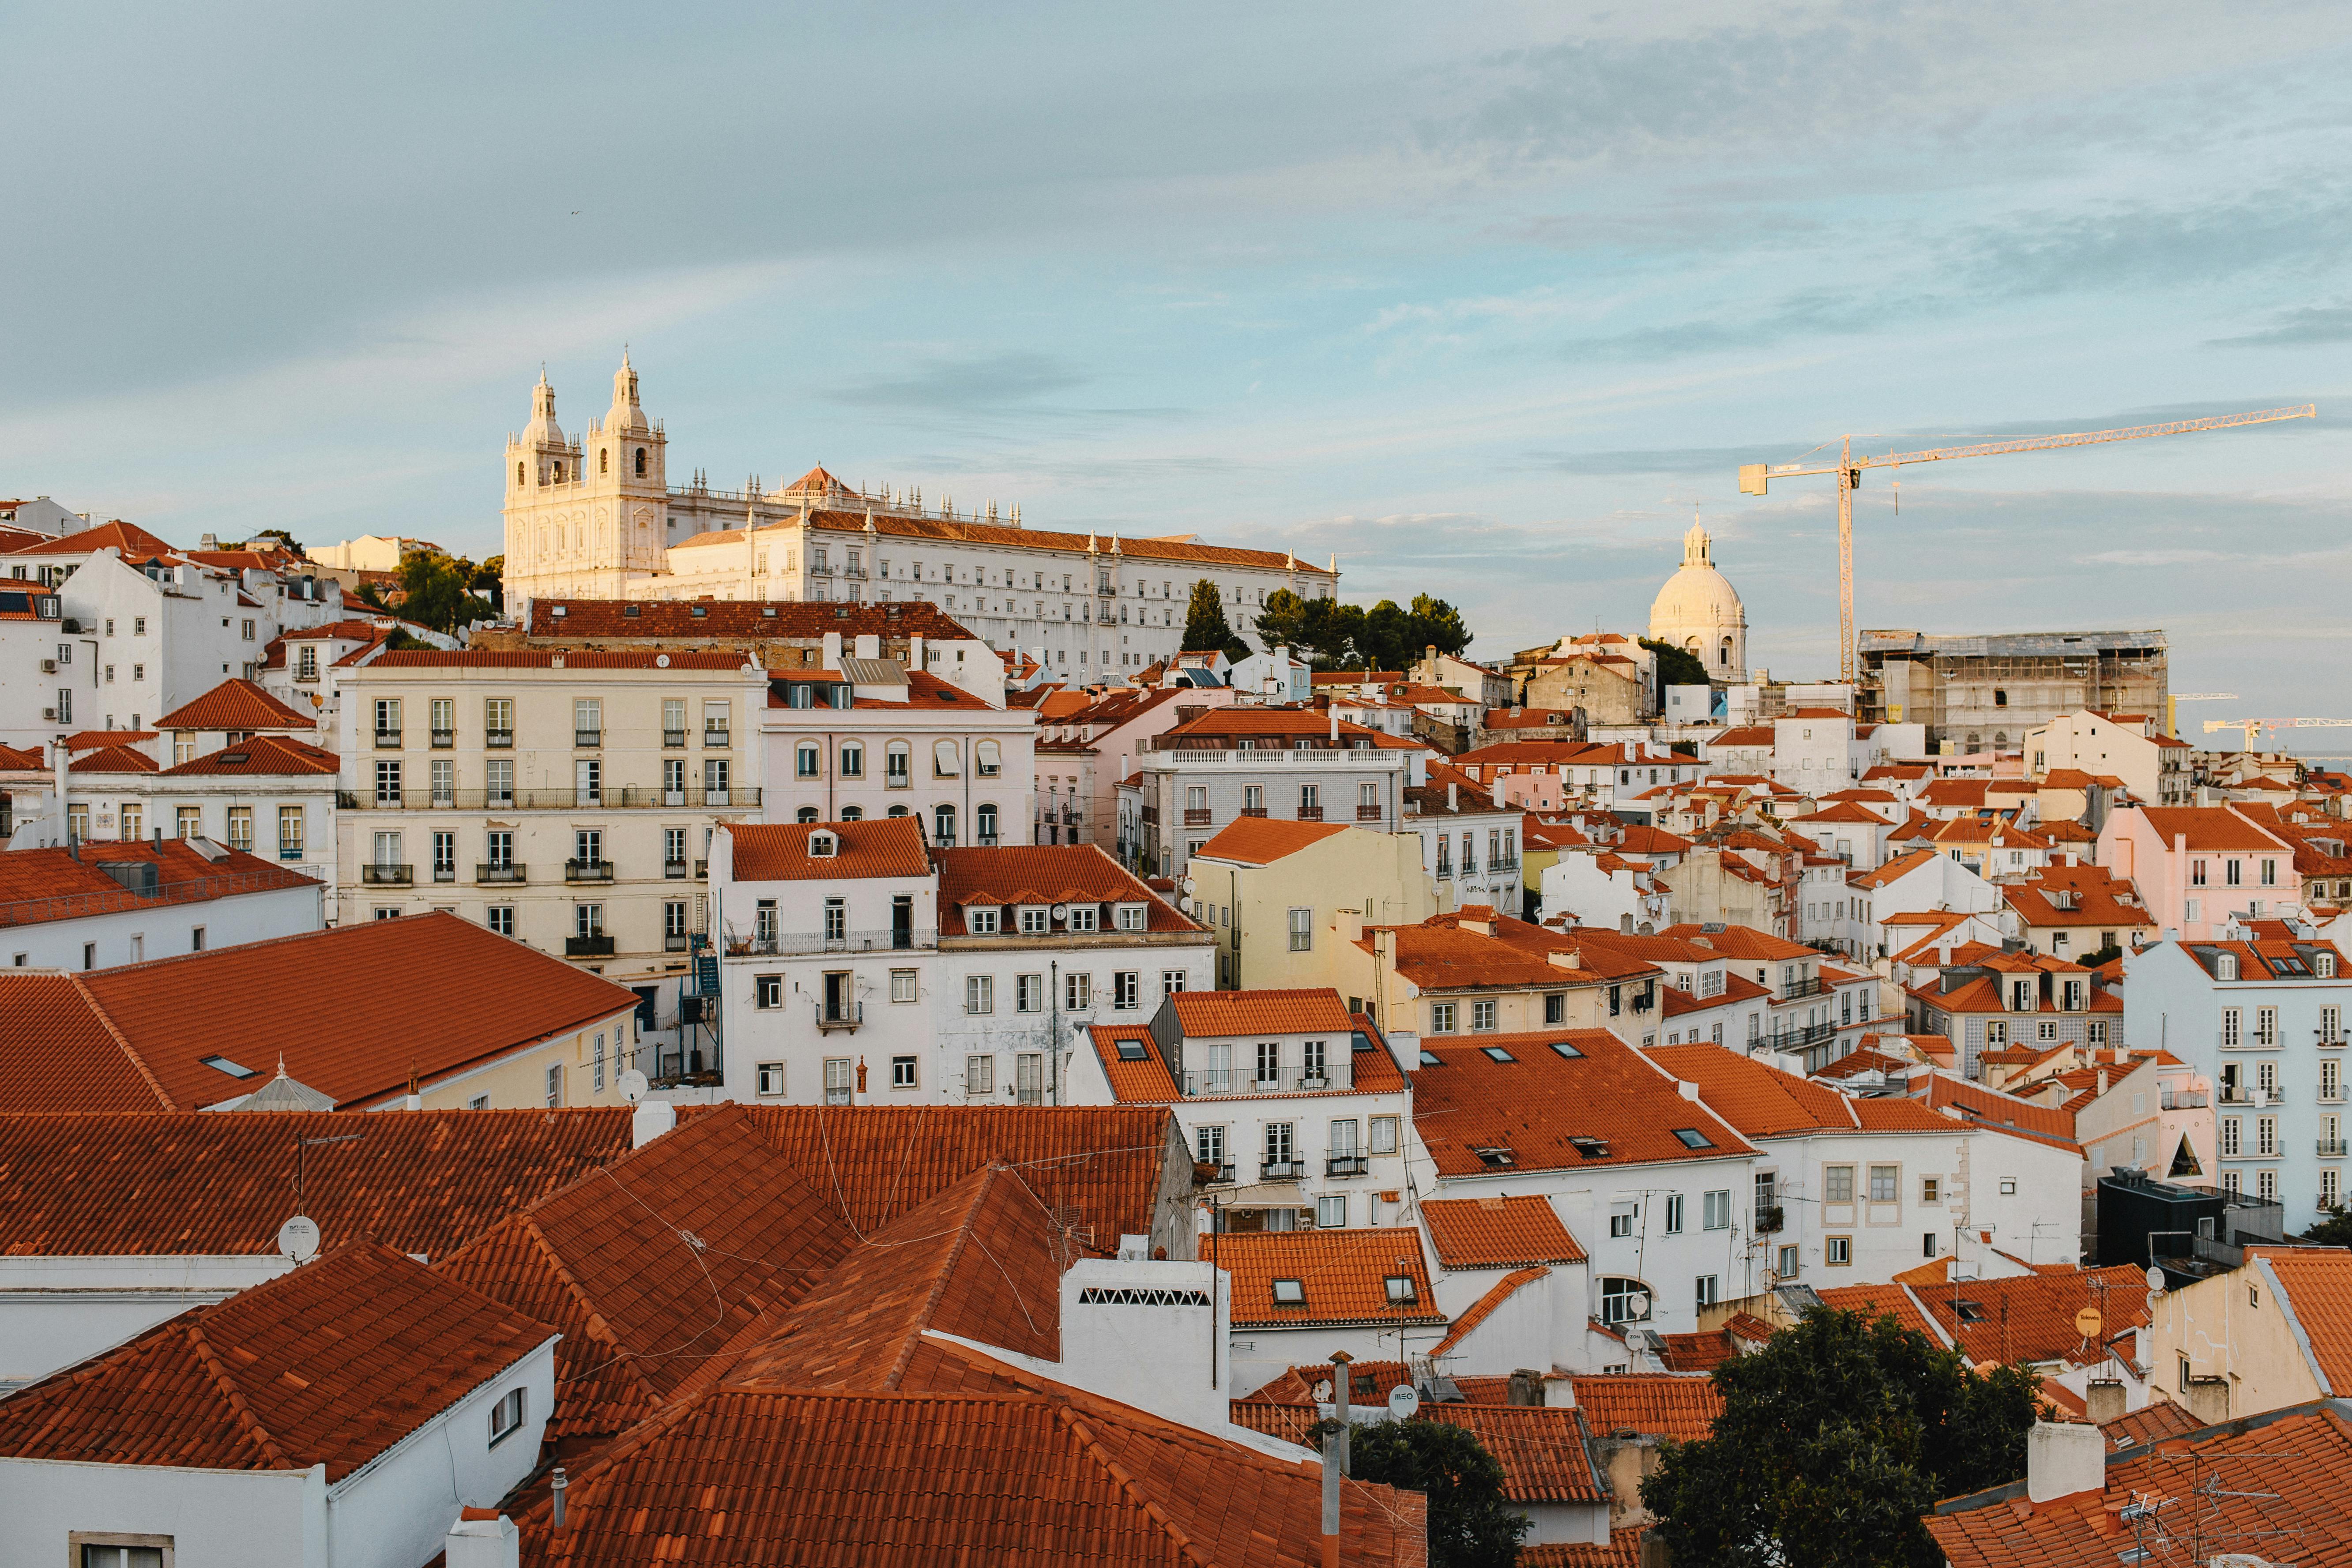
[664,860,689,880]
[2160,1090,2209,1109]
[1260,1158,1305,1180]
[1183,808,1213,825]
[1240,805,1268,818]
[1756,1205,1785,1234]
[704,727,730,746]
[476,864,526,884]
[430,729,453,748]
[2218,1087,2284,1106]
[565,935,614,957]
[486,729,513,748]
[1356,804,1383,821]
[566,859,614,883]
[1143,748,1380,764]
[2320,1139,2349,1157]
[815,1000,863,1032]
[1298,806,1325,821]
[665,933,690,953]
[575,729,602,748]
[432,865,457,883]
[339,786,760,811]
[730,928,934,956]
[1771,1022,1836,1049]
[360,864,412,886]
[1325,1155,1368,1177]
[1780,976,1827,1000]
[1181,1066,1346,1096]
[375,730,401,748]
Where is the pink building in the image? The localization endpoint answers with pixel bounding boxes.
[2097,805,2302,941]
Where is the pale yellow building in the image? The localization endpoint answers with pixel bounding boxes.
[2148,1246,2352,1424]
[2026,710,2190,807]
[1335,909,1663,1044]
[1183,818,1439,993]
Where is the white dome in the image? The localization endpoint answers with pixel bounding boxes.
[1647,523,1747,681]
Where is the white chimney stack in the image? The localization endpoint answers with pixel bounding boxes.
[1057,1257,1228,1433]
[822,630,844,670]
[444,1510,520,1568]
[2025,1420,2105,1504]
[632,1100,677,1148]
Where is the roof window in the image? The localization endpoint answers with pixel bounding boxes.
[1475,1146,1516,1168]
[808,831,838,859]
[622,604,640,617]
[1481,1045,1517,1063]
[1383,1275,1418,1305]
[1417,1050,1443,1066]
[199,1054,256,1079]
[1271,1278,1306,1306]
[762,605,777,617]
[1114,1038,1148,1061]
[1568,1136,1611,1160]
[1672,1128,1715,1149]
[1954,1299,1986,1324]
[1548,1041,1584,1060]
[690,605,707,617]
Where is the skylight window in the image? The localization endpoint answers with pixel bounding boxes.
[1417,1050,1443,1067]
[1475,1147,1516,1168]
[1114,1038,1148,1061]
[1568,1136,1611,1159]
[1383,1275,1418,1305]
[1672,1128,1714,1149]
[1548,1041,1584,1060]
[199,1055,256,1079]
[1481,1045,1517,1063]
[1954,1300,1986,1324]
[1271,1278,1306,1306]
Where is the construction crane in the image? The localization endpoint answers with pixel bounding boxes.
[1737,405,2317,682]
[2166,692,2238,739]
[2204,717,2352,749]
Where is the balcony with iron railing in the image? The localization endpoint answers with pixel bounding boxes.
[1487,856,1519,873]
[1298,806,1325,821]
[2218,1086,2284,1106]
[374,729,401,748]
[814,1000,864,1032]
[430,729,453,748]
[486,729,513,748]
[664,933,691,953]
[476,863,526,884]
[1356,804,1383,821]
[664,859,689,879]
[1183,807,1214,826]
[1181,1066,1347,1096]
[1780,976,1827,1001]
[1142,747,1381,765]
[729,928,935,956]
[432,863,457,883]
[1755,1205,1785,1234]
[1240,805,1268,818]
[2160,1089,2209,1109]
[2221,1031,2283,1050]
[575,729,602,748]
[565,859,615,883]
[2320,1139,2349,1158]
[1325,1154,1368,1177]
[340,786,759,811]
[705,726,730,747]
[1771,1022,1836,1049]
[564,935,615,957]
[360,864,412,886]
[1260,1158,1305,1181]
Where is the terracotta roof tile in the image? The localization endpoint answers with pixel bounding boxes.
[1569,1373,1725,1440]
[2099,1398,2202,1446]
[365,649,757,670]
[0,840,318,937]
[0,1240,554,1479]
[1168,987,1356,1037]
[1420,1195,1588,1269]
[725,817,931,882]
[151,677,314,732]
[1909,1264,2152,1366]
[68,742,157,774]
[936,843,1197,935]
[2133,805,2293,852]
[1216,1227,1445,1328]
[1517,1537,1642,1568]
[1413,1029,1754,1177]
[527,598,978,642]
[1419,1403,1608,1503]
[1193,816,1355,865]
[2259,1248,2352,1392]
[1085,1023,1182,1102]
[7,519,175,557]
[158,733,339,776]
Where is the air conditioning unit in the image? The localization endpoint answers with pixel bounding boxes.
[39,659,56,673]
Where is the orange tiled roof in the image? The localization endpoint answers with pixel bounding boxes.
[151,677,314,732]
[158,733,339,776]
[936,843,1197,935]
[7,519,175,557]
[1419,1195,1587,1269]
[726,817,932,882]
[1216,1228,1445,1328]
[1085,1024,1181,1101]
[1569,1373,1725,1441]
[0,1240,554,1478]
[1167,987,1355,1037]
[0,1106,635,1259]
[1418,1403,1608,1504]
[364,649,756,670]
[2133,805,2292,852]
[0,840,317,936]
[684,1104,1179,1246]
[527,597,977,642]
[26,911,640,1112]
[1912,1074,2082,1153]
[1193,816,1354,865]
[68,742,157,774]
[1412,1028,1754,1176]
[1912,1264,2152,1366]
[1517,1538,1643,1568]
[2261,1249,2352,1392]
[1651,1044,1956,1138]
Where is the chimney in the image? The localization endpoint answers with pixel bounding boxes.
[1507,1368,1543,1406]
[1328,708,1338,742]
[1447,782,1457,812]
[2083,1378,2126,1425]
[1543,1372,1577,1408]
[444,1509,519,1568]
[854,632,881,660]
[909,633,926,669]
[631,1099,676,1147]
[2025,1420,2105,1504]
[1548,949,1582,971]
[821,630,844,670]
[1323,1350,1351,1568]
[551,1466,568,1529]
[1676,1080,1701,1102]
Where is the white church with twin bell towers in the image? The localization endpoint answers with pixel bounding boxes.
[501,356,1341,676]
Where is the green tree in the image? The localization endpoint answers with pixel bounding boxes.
[396,552,480,634]
[381,628,439,652]
[1641,636,1710,689]
[471,555,505,613]
[1641,1307,2047,1568]
[2304,1204,2352,1246]
[1340,1418,1527,1568]
[1181,578,1249,660]
[1410,594,1473,658]
[1254,588,1314,658]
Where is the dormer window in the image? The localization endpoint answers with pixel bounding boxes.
[2217,953,2239,981]
[2010,979,2034,1011]
[967,905,1001,935]
[1115,903,1147,932]
[1067,905,1099,933]
[808,831,837,859]
[1019,907,1048,934]
[2321,952,2338,979]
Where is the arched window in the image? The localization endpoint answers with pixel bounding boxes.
[933,740,960,778]
[976,804,999,846]
[975,740,1001,778]
[797,806,820,824]
[885,742,911,787]
[635,447,647,476]
[553,462,564,482]
[839,743,864,779]
[516,461,525,486]
[888,805,909,818]
[1599,1277,1652,1327]
[840,805,864,822]
[933,804,957,847]
[796,742,820,779]
[1719,639,1731,666]
[599,448,609,474]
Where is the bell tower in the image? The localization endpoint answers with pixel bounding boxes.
[586,350,669,581]
[501,354,669,602]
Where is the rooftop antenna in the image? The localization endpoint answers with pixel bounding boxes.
[282,1128,363,1264]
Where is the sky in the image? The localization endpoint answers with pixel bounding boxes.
[8,2,2352,739]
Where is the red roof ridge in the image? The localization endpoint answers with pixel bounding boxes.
[179,1315,296,1469]
[65,971,176,1112]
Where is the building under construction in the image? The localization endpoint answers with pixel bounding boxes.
[1857,628,2168,749]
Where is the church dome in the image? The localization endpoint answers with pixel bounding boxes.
[1647,523,1747,681]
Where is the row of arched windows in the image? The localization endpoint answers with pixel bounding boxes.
[515,447,650,487]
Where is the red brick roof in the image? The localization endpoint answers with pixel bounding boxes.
[7,519,175,557]
[1216,1227,1445,1328]
[936,843,1197,935]
[1654,922,1815,962]
[2260,1248,2352,1392]
[1419,1195,1587,1269]
[1649,1044,1954,1138]
[1193,816,1353,865]
[0,1107,635,1259]
[1167,987,1356,1037]
[24,911,639,1112]
[2002,864,2150,929]
[726,817,932,882]
[151,677,313,732]
[1912,1075,2083,1154]
[0,1240,553,1478]
[2133,805,2292,852]
[0,840,317,935]
[527,598,978,642]
[1419,1403,1608,1504]
[68,742,157,774]
[1372,923,1582,991]
[158,733,339,776]
[1813,1282,1946,1342]
[680,1104,1179,1248]
[1412,1028,1754,1176]
[1910,1264,2152,1366]
[1569,1372,1725,1441]
[363,649,756,670]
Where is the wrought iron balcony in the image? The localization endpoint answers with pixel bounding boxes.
[1356,804,1384,821]
[374,730,401,748]
[476,863,526,884]
[1297,806,1325,821]
[485,729,513,748]
[575,729,602,748]
[565,859,615,883]
[814,1000,864,1033]
[360,864,412,886]
[564,935,615,957]
[430,729,453,748]
[1325,1155,1368,1177]
[1260,1158,1305,1181]
[663,729,687,748]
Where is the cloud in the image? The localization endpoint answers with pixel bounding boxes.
[824,352,1091,412]
[1953,185,2352,298]
[2073,548,2229,566]
[2209,304,2352,348]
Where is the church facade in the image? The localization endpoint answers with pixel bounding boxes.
[1646,522,1748,683]
[500,359,1340,679]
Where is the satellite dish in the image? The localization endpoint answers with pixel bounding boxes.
[1626,1291,1651,1320]
[2074,1307,2103,1339]
[2144,1265,2167,1290]
[618,1069,649,1105]
[1177,896,1193,913]
[1387,1384,1421,1421]
[276,1215,321,1264]
[1180,877,1197,896]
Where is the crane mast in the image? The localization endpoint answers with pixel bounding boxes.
[1737,405,2316,682]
